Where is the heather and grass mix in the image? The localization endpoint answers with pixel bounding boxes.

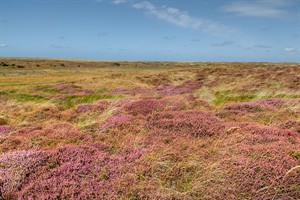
[0,59,299,199]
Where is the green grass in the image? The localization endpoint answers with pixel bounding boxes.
[17,94,47,102]
[212,90,300,106]
[213,90,257,106]
[0,90,56,103]
[292,152,300,160]
[60,93,121,108]
[36,86,61,94]
[0,58,299,199]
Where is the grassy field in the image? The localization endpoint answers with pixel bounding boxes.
[0,58,299,199]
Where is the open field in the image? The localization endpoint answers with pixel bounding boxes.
[0,58,299,199]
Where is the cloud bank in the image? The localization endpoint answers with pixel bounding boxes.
[284,48,300,52]
[103,1,232,35]
[222,0,294,18]
[0,44,8,48]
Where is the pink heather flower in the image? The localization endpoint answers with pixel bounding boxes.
[224,98,284,112]
[76,101,109,113]
[101,114,133,129]
[0,125,10,134]
[148,110,224,137]
[0,149,48,197]
[0,144,143,199]
[123,99,167,116]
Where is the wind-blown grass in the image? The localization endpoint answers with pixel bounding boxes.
[0,58,299,199]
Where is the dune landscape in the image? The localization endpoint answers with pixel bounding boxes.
[0,58,299,199]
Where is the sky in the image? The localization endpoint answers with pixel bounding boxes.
[0,0,300,62]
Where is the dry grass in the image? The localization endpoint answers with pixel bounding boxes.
[0,58,299,199]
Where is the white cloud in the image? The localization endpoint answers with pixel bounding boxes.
[132,1,155,11]
[166,7,180,14]
[222,1,288,18]
[132,1,232,34]
[0,44,8,48]
[283,48,298,52]
[111,0,128,5]
[258,0,295,6]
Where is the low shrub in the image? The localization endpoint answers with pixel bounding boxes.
[0,116,8,125]
[0,123,91,152]
[224,98,284,111]
[0,149,49,198]
[101,114,133,130]
[156,80,202,96]
[76,100,110,113]
[148,110,224,137]
[279,120,300,133]
[0,144,143,199]
[123,99,167,116]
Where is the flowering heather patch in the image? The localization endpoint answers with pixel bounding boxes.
[156,80,202,96]
[28,105,63,122]
[112,87,155,96]
[225,144,300,199]
[55,83,83,93]
[76,100,110,113]
[1,59,300,199]
[123,98,168,116]
[76,103,95,113]
[279,120,300,133]
[257,98,285,107]
[242,124,297,138]
[120,95,206,117]
[13,145,143,199]
[101,114,133,130]
[0,125,10,134]
[224,98,284,112]
[224,102,267,112]
[0,136,33,153]
[221,131,300,199]
[155,84,178,96]
[224,122,298,144]
[148,110,225,137]
[160,94,212,112]
[0,123,91,152]
[0,149,48,198]
[113,79,202,97]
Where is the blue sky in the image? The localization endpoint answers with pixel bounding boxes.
[0,0,299,62]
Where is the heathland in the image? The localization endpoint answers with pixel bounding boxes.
[0,58,299,199]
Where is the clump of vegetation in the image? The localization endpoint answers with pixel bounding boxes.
[292,152,300,159]
[112,62,121,66]
[0,59,299,199]
[0,62,9,66]
[0,145,143,199]
[0,125,11,133]
[148,110,224,137]
[123,99,167,116]
[17,94,48,102]
[0,116,8,125]
[61,93,117,108]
